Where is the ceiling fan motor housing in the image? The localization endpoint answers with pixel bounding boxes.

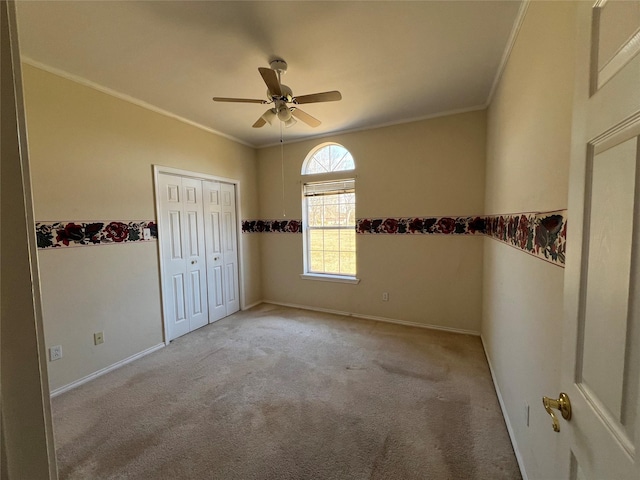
[268,84,293,103]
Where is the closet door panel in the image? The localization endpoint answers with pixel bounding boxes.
[181,177,208,331]
[204,181,226,322]
[158,174,189,340]
[221,182,240,315]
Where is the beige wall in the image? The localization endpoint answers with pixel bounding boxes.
[482,2,576,478]
[257,110,486,332]
[22,65,261,390]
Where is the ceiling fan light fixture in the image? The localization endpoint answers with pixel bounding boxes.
[277,104,292,122]
[284,117,297,128]
[261,108,277,125]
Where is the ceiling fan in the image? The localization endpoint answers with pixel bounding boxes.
[212,59,342,129]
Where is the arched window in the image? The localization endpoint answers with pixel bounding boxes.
[301,143,358,283]
[301,143,355,175]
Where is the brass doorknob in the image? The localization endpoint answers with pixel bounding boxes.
[542,392,571,432]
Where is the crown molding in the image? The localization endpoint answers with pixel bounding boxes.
[485,0,531,107]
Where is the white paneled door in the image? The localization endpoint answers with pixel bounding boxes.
[158,173,240,341]
[203,181,240,323]
[220,182,240,316]
[560,1,640,479]
[203,180,226,323]
[158,174,208,340]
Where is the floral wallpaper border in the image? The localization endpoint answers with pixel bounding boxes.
[355,216,486,235]
[39,210,566,266]
[242,210,567,267]
[36,221,158,249]
[484,210,567,266]
[242,219,302,233]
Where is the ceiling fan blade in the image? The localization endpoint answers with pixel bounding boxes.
[252,117,267,128]
[212,97,266,104]
[293,91,342,105]
[291,108,321,128]
[258,67,282,97]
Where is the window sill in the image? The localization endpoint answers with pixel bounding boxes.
[300,273,361,285]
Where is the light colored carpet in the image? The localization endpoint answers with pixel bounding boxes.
[52,304,521,479]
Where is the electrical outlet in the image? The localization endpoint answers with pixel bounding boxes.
[49,345,63,361]
[143,228,152,240]
[382,292,389,301]
[94,332,104,345]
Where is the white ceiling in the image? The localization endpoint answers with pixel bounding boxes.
[15,1,522,148]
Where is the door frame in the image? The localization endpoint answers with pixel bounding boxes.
[2,0,58,476]
[153,165,245,345]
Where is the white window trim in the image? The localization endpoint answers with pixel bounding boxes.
[300,273,360,284]
[301,143,358,283]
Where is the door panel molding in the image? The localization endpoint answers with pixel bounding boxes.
[172,274,187,322]
[591,1,640,92]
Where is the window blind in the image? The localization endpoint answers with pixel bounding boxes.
[303,179,355,196]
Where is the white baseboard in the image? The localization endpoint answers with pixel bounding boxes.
[50,343,165,397]
[480,335,528,480]
[262,300,480,336]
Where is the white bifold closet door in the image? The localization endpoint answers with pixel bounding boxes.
[158,173,240,341]
[158,174,209,340]
[203,181,240,323]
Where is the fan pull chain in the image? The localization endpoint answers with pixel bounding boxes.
[280,121,286,218]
